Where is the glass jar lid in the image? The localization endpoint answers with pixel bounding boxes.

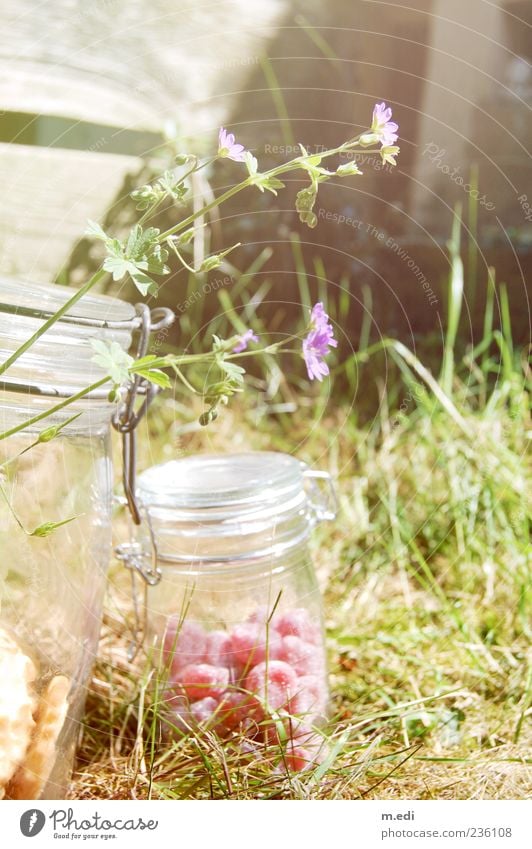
[0,276,137,398]
[136,452,336,563]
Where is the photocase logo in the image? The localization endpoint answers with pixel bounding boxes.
[20,809,46,837]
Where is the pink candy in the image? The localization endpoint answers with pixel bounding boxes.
[161,604,327,772]
[228,622,263,668]
[191,697,220,725]
[274,608,320,644]
[179,663,229,700]
[218,691,260,731]
[279,635,322,676]
[205,629,234,669]
[163,619,207,671]
[290,675,326,717]
[244,660,298,711]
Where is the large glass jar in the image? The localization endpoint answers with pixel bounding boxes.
[0,277,136,800]
[134,452,336,772]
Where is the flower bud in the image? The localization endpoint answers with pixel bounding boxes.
[336,161,362,176]
[37,424,60,443]
[175,153,196,165]
[199,408,218,427]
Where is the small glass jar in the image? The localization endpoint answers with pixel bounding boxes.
[134,452,336,771]
[0,277,137,800]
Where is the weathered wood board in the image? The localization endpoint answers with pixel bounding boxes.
[0,143,141,282]
[0,0,287,282]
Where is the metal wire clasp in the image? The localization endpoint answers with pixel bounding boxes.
[112,303,174,526]
[111,303,173,660]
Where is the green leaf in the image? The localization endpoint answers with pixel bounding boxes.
[131,367,171,388]
[259,175,286,195]
[126,225,160,259]
[298,157,332,181]
[85,220,109,241]
[103,256,138,281]
[90,339,134,385]
[157,171,188,202]
[245,153,285,195]
[219,359,245,383]
[130,269,158,296]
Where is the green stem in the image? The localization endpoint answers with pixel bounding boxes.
[0,376,109,442]
[159,136,377,242]
[137,158,213,228]
[134,341,295,373]
[0,268,107,377]
[137,195,167,228]
[170,363,199,394]
[0,480,26,532]
[167,242,197,273]
[159,179,253,240]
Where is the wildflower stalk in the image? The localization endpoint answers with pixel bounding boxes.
[160,138,381,242]
[0,342,297,442]
[1,104,399,437]
[0,134,383,379]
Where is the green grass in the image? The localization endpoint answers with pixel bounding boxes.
[72,255,530,800]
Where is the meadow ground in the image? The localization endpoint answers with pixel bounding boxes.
[71,352,530,799]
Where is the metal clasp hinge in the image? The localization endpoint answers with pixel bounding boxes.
[114,540,162,587]
[302,467,338,522]
[114,529,162,661]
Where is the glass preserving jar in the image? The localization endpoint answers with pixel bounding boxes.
[0,277,138,800]
[132,451,336,771]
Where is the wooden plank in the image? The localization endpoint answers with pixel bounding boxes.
[0,0,287,279]
[0,143,141,283]
[0,60,163,133]
[0,0,287,135]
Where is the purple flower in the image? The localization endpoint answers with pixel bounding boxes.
[371,102,399,146]
[218,127,247,162]
[302,302,338,382]
[233,329,259,353]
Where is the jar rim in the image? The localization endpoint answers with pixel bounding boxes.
[0,276,136,326]
[137,452,305,512]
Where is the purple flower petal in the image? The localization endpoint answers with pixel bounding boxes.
[302,302,337,381]
[371,103,399,148]
[233,329,259,353]
[218,127,249,163]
